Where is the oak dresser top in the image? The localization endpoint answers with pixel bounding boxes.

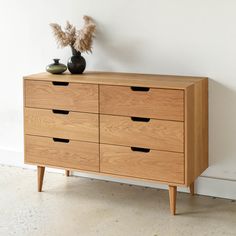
[24,71,207,90]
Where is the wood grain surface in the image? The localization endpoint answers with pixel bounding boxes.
[25,135,99,171]
[100,85,184,121]
[25,107,99,142]
[100,115,184,152]
[185,79,208,185]
[100,144,184,183]
[25,80,98,113]
[24,72,206,90]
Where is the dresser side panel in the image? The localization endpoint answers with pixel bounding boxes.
[193,79,209,179]
[23,80,26,163]
[185,85,195,185]
[185,79,209,186]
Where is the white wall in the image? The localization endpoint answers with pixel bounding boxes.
[0,0,236,199]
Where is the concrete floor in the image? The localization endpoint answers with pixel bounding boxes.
[0,166,235,236]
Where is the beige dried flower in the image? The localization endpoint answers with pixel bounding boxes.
[50,23,71,47]
[50,16,96,53]
[64,21,77,45]
[74,16,96,53]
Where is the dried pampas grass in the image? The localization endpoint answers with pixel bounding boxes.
[50,16,96,53]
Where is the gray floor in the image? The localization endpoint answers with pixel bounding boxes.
[0,166,235,236]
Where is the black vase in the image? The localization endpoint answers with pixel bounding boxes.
[67,47,86,74]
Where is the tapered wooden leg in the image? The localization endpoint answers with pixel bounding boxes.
[65,170,70,177]
[168,185,177,215]
[190,182,194,196]
[37,166,45,192]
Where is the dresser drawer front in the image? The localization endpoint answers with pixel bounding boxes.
[25,108,98,142]
[25,80,98,113]
[100,144,184,183]
[25,135,99,171]
[100,85,184,121]
[100,115,184,152]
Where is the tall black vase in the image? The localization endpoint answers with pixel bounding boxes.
[67,47,86,74]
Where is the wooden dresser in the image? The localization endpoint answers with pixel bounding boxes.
[24,72,208,215]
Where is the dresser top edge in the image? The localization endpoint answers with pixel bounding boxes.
[23,71,208,90]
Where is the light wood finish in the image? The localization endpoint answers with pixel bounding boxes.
[100,115,184,152]
[185,85,195,186]
[25,80,98,113]
[30,162,187,186]
[24,71,208,215]
[190,182,194,196]
[25,107,98,142]
[24,72,206,90]
[65,170,70,176]
[169,185,177,215]
[100,144,184,183]
[37,166,45,192]
[25,135,99,172]
[185,80,208,185]
[100,85,184,121]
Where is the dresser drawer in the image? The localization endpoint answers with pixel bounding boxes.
[25,108,98,142]
[100,85,184,121]
[100,144,184,183]
[25,80,98,113]
[25,135,99,171]
[100,115,184,152]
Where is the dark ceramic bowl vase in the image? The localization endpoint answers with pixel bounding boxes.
[67,47,86,74]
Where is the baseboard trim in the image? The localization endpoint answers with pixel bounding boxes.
[0,149,235,200]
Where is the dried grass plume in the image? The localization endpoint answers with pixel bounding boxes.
[50,16,96,53]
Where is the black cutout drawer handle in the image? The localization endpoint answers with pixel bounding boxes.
[52,109,70,115]
[52,81,69,86]
[131,147,150,153]
[53,138,70,143]
[131,117,150,122]
[130,86,150,92]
